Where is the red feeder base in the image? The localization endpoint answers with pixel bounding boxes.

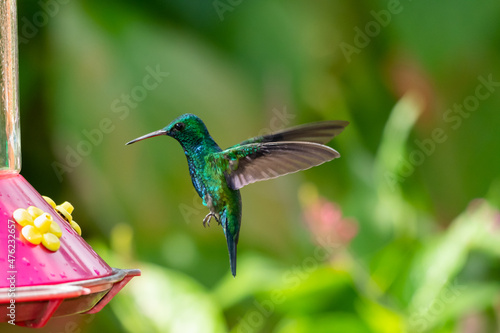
[0,173,140,327]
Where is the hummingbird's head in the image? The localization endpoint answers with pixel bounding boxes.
[126,113,210,147]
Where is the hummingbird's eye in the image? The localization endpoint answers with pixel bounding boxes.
[174,122,185,131]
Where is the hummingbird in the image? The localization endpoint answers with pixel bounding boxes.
[126,114,348,277]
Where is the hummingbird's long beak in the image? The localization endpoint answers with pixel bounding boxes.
[125,129,167,145]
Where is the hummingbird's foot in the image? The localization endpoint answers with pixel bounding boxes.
[203,213,214,228]
[202,212,220,228]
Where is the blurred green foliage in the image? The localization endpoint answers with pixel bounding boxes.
[7,0,500,332]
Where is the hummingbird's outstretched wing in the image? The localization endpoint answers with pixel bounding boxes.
[227,120,349,148]
[208,141,340,190]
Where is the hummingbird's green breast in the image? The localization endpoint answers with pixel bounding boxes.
[183,140,241,227]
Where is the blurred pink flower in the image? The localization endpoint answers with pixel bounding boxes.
[302,197,358,247]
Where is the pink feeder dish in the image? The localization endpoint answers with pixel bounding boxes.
[0,0,140,328]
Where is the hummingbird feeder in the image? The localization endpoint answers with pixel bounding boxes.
[0,0,140,327]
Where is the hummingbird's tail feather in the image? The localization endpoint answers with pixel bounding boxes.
[226,230,237,277]
[221,209,238,277]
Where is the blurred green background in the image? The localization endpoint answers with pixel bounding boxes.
[7,0,500,332]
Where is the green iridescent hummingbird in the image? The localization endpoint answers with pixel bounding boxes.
[126,114,348,276]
